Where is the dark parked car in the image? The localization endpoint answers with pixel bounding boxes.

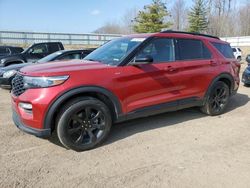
[0,49,95,88]
[242,54,250,86]
[11,31,240,151]
[0,42,64,67]
[0,46,24,58]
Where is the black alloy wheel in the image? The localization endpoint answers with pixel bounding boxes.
[57,97,112,151]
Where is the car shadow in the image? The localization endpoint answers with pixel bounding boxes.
[48,92,250,150]
[106,93,250,146]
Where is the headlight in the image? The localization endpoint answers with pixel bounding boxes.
[23,75,69,89]
[3,70,17,78]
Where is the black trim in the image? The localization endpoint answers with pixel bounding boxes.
[204,73,235,104]
[160,30,220,40]
[43,86,122,129]
[12,109,51,138]
[117,97,203,122]
[119,37,155,66]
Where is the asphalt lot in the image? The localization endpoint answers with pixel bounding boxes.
[0,65,250,188]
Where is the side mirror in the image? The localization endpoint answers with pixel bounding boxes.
[246,55,250,64]
[28,49,34,54]
[131,55,153,65]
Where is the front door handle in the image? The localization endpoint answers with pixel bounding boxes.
[164,66,177,72]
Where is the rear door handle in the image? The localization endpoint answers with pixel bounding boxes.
[210,60,217,66]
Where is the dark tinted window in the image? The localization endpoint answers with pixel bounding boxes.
[232,48,236,52]
[49,43,62,53]
[0,47,10,55]
[212,42,234,58]
[238,48,241,52]
[58,53,81,60]
[177,39,211,60]
[135,38,175,63]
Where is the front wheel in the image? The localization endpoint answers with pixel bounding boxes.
[56,97,112,151]
[201,81,230,116]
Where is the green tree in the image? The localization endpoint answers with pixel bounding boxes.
[188,0,208,33]
[133,0,172,33]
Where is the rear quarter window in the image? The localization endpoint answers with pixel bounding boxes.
[212,42,234,58]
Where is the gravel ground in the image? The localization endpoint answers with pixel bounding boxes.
[0,66,250,188]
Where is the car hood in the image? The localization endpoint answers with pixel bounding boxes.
[19,60,109,76]
[1,62,33,72]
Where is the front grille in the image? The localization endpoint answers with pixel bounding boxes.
[12,74,26,96]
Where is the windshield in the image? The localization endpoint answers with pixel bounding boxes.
[37,51,63,63]
[84,37,146,65]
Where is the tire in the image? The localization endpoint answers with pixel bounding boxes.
[56,97,112,151]
[201,81,230,116]
[237,57,242,62]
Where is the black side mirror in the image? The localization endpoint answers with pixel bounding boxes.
[246,55,250,64]
[131,55,153,65]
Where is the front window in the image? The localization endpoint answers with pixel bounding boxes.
[37,51,63,63]
[29,44,48,54]
[133,38,175,63]
[84,37,146,65]
[0,47,10,56]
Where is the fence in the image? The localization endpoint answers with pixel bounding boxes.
[0,30,122,46]
[221,36,250,47]
[0,30,250,48]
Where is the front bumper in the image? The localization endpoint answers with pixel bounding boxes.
[12,109,51,138]
[242,72,250,84]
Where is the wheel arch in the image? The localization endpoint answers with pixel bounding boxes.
[204,73,235,103]
[43,86,123,131]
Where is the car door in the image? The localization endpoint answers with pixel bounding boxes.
[120,37,184,113]
[174,38,215,99]
[26,44,48,62]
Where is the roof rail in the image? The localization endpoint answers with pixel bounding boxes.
[160,30,220,40]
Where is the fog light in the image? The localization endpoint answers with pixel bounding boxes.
[19,102,32,110]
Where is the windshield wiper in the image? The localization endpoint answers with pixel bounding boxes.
[85,59,105,63]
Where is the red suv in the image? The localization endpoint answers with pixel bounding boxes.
[11,31,240,151]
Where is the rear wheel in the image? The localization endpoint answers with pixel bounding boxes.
[56,97,112,151]
[201,81,230,116]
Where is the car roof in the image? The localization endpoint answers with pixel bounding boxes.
[126,31,224,43]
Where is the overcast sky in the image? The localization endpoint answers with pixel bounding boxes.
[0,0,246,33]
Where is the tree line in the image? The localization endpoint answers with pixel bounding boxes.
[94,0,250,37]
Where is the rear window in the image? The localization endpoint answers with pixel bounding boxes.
[212,42,234,58]
[176,39,212,61]
[238,48,242,52]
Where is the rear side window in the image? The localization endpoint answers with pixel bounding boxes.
[176,39,211,60]
[238,48,241,52]
[48,43,62,53]
[212,42,234,58]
